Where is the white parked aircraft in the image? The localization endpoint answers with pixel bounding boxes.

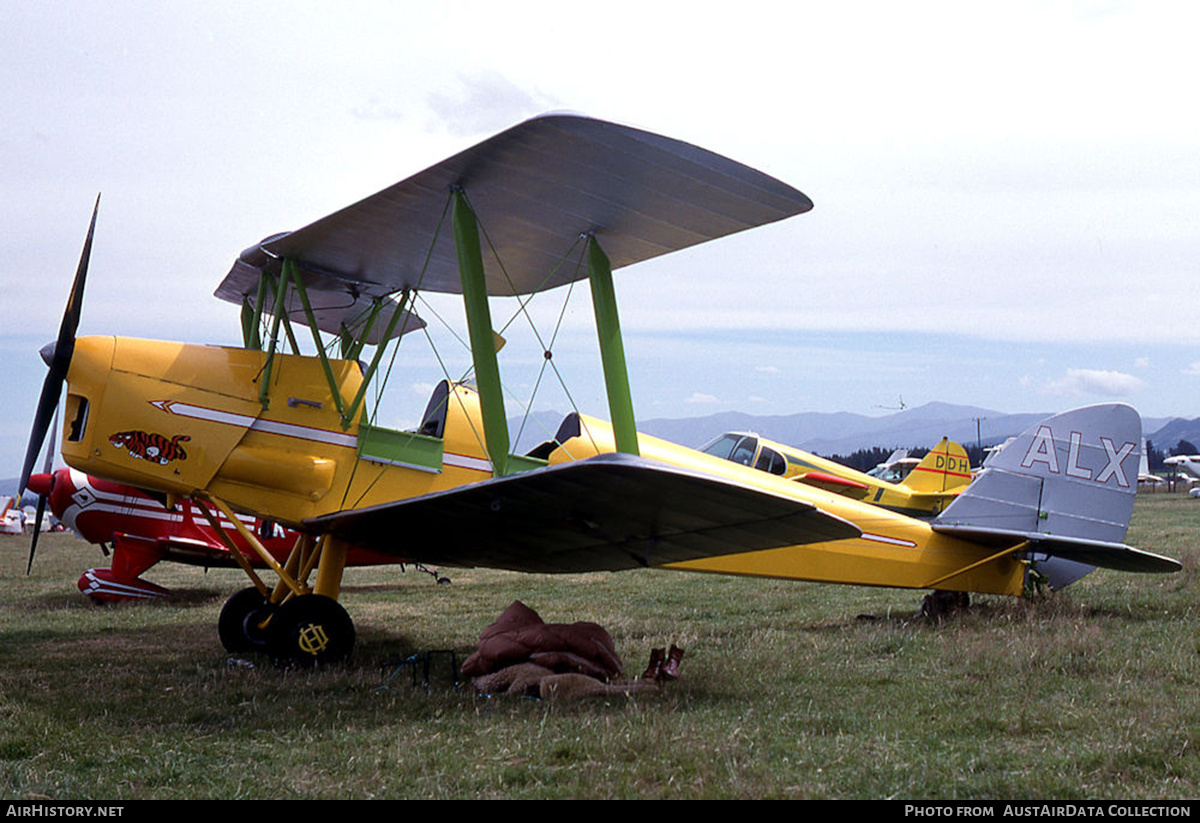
[1164,454,1200,496]
[1164,453,1200,479]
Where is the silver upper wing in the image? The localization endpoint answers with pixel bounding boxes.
[216,113,812,305]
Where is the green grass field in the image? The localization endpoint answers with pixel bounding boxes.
[1,492,1198,799]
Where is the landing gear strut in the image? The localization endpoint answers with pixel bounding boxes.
[203,501,355,667]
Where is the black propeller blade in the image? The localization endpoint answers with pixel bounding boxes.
[19,195,99,573]
[27,495,49,574]
[26,407,58,574]
[18,194,98,497]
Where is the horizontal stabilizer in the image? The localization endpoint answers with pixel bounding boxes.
[934,404,1181,577]
[932,526,1181,574]
[305,453,859,574]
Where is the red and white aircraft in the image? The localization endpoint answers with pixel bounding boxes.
[25,467,408,602]
[1,496,24,535]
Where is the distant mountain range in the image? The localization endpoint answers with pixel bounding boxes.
[638,401,1041,455]
[651,404,1191,455]
[1143,417,1200,452]
[513,401,1190,456]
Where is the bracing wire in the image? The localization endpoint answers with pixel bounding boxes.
[340,192,453,511]
[462,189,600,453]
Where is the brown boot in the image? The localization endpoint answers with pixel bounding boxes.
[659,645,684,681]
[641,647,665,680]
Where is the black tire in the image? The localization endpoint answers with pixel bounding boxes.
[267,594,355,668]
[217,587,276,654]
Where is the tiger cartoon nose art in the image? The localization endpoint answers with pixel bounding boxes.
[108,430,191,466]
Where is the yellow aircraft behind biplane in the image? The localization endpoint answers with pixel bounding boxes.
[20,115,1180,667]
[696,432,972,517]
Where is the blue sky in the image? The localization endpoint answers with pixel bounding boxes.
[2,1,1199,475]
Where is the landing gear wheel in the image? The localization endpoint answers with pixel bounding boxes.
[267,594,355,668]
[218,587,277,653]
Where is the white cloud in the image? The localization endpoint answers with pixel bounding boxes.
[426,71,559,137]
[5,2,1200,473]
[1044,368,1146,397]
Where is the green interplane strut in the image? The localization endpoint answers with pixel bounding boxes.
[587,236,639,456]
[452,189,510,477]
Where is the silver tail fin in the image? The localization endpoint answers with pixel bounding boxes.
[933,404,1180,585]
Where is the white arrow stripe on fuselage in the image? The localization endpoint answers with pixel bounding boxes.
[861,532,918,548]
[149,400,492,475]
[150,400,358,448]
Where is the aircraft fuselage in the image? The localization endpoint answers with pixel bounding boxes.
[61,336,497,526]
[58,335,1029,598]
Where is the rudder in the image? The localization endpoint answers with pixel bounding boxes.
[903,437,973,494]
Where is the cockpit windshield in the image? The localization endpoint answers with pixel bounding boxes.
[701,432,789,477]
[699,433,758,467]
[754,446,787,476]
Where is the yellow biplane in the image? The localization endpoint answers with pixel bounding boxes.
[697,432,972,517]
[20,115,1180,666]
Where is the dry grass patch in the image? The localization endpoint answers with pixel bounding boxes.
[2,495,1200,798]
